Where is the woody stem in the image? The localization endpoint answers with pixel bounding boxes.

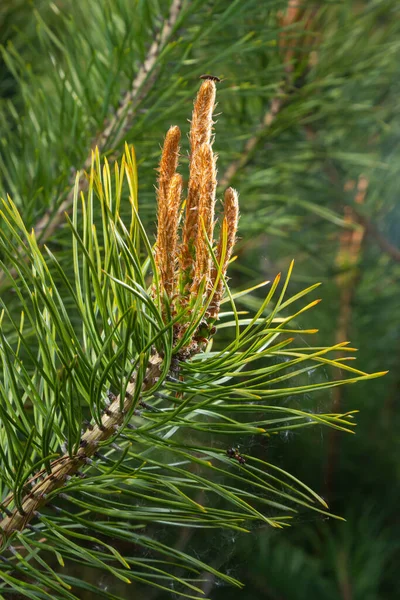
[0,354,163,544]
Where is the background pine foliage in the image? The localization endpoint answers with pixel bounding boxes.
[0,0,399,598]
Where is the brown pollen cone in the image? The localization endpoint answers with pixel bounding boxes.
[207,187,239,320]
[190,79,216,152]
[164,173,183,299]
[180,80,216,285]
[155,125,181,295]
[191,143,217,296]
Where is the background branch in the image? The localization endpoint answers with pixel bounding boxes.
[35,0,183,241]
[324,175,368,502]
[0,0,183,289]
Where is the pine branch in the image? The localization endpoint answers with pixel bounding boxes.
[352,210,400,263]
[325,175,368,501]
[36,0,183,240]
[219,94,283,190]
[218,3,400,265]
[304,126,400,264]
[96,0,183,153]
[0,354,163,542]
[219,0,313,189]
[0,0,184,289]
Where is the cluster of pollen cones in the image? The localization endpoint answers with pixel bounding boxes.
[154,79,239,350]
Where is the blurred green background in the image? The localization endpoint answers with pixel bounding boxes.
[1,0,399,598]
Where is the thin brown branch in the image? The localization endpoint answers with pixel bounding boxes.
[304,126,400,264]
[0,0,184,289]
[96,0,184,152]
[0,354,163,543]
[219,1,398,271]
[353,210,400,263]
[219,0,319,190]
[207,187,239,321]
[325,175,368,501]
[219,94,283,190]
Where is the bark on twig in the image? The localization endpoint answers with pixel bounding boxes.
[0,355,163,543]
[37,0,183,241]
[219,2,400,265]
[353,210,400,263]
[0,0,184,288]
[219,95,283,190]
[324,175,368,501]
[219,0,317,189]
[304,126,400,264]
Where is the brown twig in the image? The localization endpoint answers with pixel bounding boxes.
[353,210,400,263]
[220,96,400,266]
[304,126,400,264]
[218,95,283,190]
[324,175,368,501]
[0,0,184,288]
[0,74,240,544]
[0,354,163,543]
[95,0,183,153]
[219,0,317,189]
[219,2,400,265]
